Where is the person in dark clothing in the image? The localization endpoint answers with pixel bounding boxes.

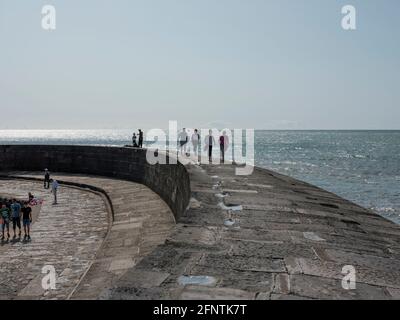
[44,169,50,189]
[21,202,32,240]
[219,131,229,163]
[132,133,138,147]
[204,130,216,163]
[138,129,144,148]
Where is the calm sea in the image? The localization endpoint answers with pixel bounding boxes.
[1,130,399,224]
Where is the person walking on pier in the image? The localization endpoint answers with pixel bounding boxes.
[204,130,216,163]
[178,128,188,155]
[10,199,22,238]
[219,131,229,163]
[0,203,11,240]
[191,129,200,157]
[44,169,50,189]
[138,129,144,148]
[51,179,59,205]
[22,202,32,241]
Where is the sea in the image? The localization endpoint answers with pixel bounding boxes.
[1,129,399,224]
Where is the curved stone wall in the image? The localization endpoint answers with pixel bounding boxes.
[0,145,190,220]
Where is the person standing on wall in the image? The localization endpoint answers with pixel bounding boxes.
[191,129,200,157]
[132,132,138,147]
[51,179,59,205]
[138,129,144,148]
[219,131,229,164]
[178,128,188,155]
[204,130,216,163]
[44,169,50,189]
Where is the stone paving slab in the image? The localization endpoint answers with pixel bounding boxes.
[0,180,109,300]
[106,163,400,300]
[5,161,400,300]
[7,173,176,299]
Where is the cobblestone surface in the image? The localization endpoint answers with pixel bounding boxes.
[4,162,400,300]
[5,174,176,299]
[0,180,109,300]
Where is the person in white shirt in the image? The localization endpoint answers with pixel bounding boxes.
[204,130,216,163]
[51,179,59,205]
[191,129,200,156]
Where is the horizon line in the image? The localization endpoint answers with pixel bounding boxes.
[0,128,399,131]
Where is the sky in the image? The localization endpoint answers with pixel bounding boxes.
[0,0,399,130]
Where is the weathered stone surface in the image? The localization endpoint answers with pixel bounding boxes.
[0,180,109,300]
[289,274,390,300]
[117,270,170,289]
[2,146,400,300]
[179,286,256,300]
[0,173,176,300]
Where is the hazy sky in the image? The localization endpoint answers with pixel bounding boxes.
[1,0,399,130]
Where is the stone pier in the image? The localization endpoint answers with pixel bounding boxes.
[106,164,400,300]
[1,145,400,300]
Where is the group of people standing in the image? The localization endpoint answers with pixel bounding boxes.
[0,198,33,241]
[0,169,59,242]
[178,129,229,163]
[131,128,229,163]
[132,129,144,148]
[1,169,61,243]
